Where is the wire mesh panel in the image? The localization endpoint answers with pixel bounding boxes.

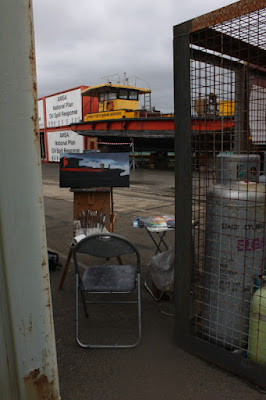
[174,0,266,388]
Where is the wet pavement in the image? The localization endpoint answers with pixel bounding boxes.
[42,163,265,400]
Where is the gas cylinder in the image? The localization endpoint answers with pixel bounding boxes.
[204,181,265,350]
[216,153,260,185]
[248,284,266,364]
[259,174,266,186]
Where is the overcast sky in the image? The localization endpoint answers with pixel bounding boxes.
[33,0,239,113]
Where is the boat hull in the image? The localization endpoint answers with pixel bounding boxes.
[60,169,129,188]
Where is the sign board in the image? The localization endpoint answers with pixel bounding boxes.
[46,88,82,128]
[60,153,130,188]
[47,130,84,162]
[38,99,44,129]
[85,110,126,121]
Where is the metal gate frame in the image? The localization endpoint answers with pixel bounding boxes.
[173,0,266,388]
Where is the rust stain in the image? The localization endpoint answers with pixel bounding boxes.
[24,368,59,400]
[42,254,47,268]
[27,0,36,74]
[27,0,41,164]
[191,0,265,32]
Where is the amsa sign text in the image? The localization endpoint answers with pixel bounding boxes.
[47,130,84,162]
[46,88,82,127]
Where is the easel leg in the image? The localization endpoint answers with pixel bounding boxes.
[59,245,73,290]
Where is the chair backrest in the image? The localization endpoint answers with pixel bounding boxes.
[73,233,140,272]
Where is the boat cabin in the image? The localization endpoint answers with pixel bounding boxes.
[81,83,152,121]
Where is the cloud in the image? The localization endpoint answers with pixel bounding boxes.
[33,0,239,112]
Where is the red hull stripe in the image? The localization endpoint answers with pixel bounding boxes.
[61,168,105,172]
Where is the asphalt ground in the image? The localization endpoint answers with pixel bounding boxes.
[42,163,265,400]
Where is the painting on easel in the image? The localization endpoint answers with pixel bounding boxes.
[60,152,130,188]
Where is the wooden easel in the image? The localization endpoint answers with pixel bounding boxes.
[58,187,114,290]
[73,188,114,231]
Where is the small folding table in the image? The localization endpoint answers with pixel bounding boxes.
[145,226,174,255]
[133,216,175,300]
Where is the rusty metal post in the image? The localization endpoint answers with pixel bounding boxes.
[0,1,60,399]
[173,20,193,348]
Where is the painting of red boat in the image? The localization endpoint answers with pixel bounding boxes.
[60,152,130,188]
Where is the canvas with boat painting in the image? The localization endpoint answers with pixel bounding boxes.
[60,152,130,188]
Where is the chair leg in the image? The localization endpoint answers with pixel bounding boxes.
[76,273,88,318]
[78,275,89,318]
[80,288,89,318]
[137,273,142,344]
[76,274,90,347]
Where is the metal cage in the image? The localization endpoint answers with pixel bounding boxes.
[174,0,266,388]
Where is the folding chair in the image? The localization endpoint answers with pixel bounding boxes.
[73,233,141,348]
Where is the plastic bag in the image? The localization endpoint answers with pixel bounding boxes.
[148,245,175,293]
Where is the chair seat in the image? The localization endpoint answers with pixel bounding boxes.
[82,264,137,292]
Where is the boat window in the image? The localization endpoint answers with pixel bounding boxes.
[99,93,104,102]
[128,90,138,100]
[108,92,117,100]
[119,89,128,99]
